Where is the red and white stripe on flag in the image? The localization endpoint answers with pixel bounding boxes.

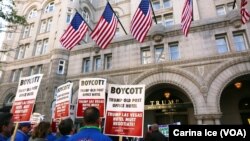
[241,0,250,24]
[131,0,152,43]
[90,3,118,49]
[181,0,193,37]
[60,12,88,50]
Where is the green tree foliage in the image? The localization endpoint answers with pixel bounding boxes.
[0,0,27,25]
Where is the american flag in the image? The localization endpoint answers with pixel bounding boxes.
[60,12,88,50]
[90,3,118,49]
[241,0,250,24]
[181,0,193,37]
[131,0,152,43]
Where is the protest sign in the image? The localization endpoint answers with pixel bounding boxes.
[77,78,106,118]
[12,74,43,122]
[54,82,73,119]
[104,84,145,137]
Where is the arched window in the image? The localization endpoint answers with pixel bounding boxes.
[82,8,90,23]
[28,8,38,19]
[44,1,55,13]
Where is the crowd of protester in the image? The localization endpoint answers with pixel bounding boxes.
[0,107,168,141]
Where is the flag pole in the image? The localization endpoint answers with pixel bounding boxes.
[149,0,157,24]
[191,0,194,21]
[233,0,237,9]
[74,9,93,32]
[106,1,128,35]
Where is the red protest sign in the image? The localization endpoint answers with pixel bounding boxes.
[104,84,145,138]
[76,78,106,118]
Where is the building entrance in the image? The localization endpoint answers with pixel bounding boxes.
[220,75,250,124]
[144,83,194,128]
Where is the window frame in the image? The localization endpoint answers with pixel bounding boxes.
[154,45,165,63]
[169,42,180,61]
[82,57,90,73]
[215,34,230,54]
[104,54,112,70]
[141,47,151,64]
[233,31,248,52]
[94,56,102,71]
[57,60,65,74]
[216,5,226,16]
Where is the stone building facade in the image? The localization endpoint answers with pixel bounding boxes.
[0,0,250,133]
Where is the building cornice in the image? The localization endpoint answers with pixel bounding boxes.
[67,51,250,80]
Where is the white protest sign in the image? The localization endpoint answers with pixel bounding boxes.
[12,74,43,122]
[77,78,106,118]
[104,84,145,138]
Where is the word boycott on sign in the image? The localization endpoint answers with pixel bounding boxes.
[168,125,250,141]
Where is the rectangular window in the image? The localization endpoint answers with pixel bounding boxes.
[152,0,160,10]
[40,20,47,33]
[164,13,174,27]
[42,39,49,54]
[155,45,165,63]
[104,54,112,70]
[28,23,35,37]
[233,31,248,52]
[94,56,101,71]
[30,66,35,76]
[23,26,30,38]
[57,60,65,74]
[169,42,180,60]
[83,58,90,73]
[46,18,52,32]
[141,47,151,64]
[17,69,23,82]
[11,70,16,82]
[66,14,71,23]
[17,46,25,59]
[163,0,172,9]
[156,16,162,25]
[215,34,229,54]
[35,40,43,55]
[37,65,43,74]
[227,2,236,11]
[216,5,226,16]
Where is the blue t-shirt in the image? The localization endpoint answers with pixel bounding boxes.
[0,134,8,141]
[8,130,29,141]
[46,133,57,141]
[67,126,112,141]
[55,135,70,141]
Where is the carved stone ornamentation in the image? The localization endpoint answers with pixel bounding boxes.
[150,24,166,43]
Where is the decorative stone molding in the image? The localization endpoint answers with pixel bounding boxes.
[94,46,101,53]
[200,86,208,93]
[195,113,222,120]
[227,10,242,28]
[149,24,166,43]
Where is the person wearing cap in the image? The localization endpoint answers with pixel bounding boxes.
[67,107,112,141]
[0,113,14,141]
[9,122,31,141]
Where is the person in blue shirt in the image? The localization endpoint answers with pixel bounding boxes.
[0,113,13,141]
[67,107,112,141]
[9,122,31,141]
[55,118,74,141]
